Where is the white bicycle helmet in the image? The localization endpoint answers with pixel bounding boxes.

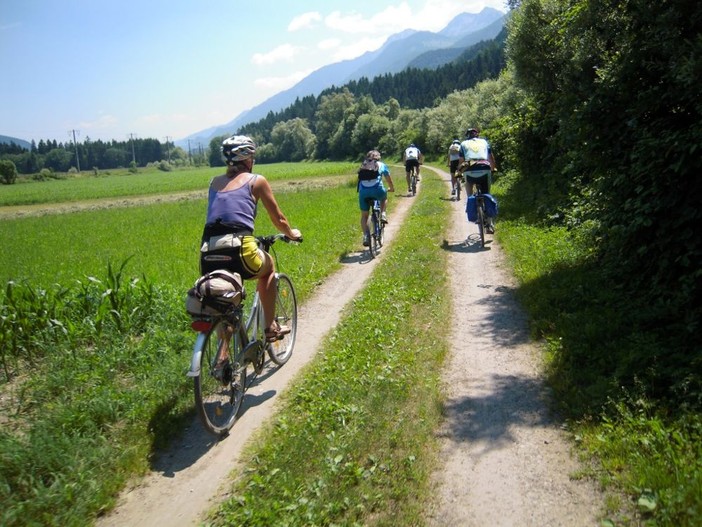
[221,135,256,165]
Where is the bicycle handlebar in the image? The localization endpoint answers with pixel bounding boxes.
[257,233,303,251]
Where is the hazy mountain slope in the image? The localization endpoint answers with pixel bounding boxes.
[176,8,506,148]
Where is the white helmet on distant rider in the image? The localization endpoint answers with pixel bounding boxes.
[221,135,256,166]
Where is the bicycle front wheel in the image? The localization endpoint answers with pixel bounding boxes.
[193,319,246,437]
[268,273,298,365]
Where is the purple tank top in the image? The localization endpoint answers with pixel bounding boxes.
[206,175,257,231]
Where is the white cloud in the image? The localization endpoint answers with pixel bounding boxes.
[77,113,118,131]
[251,43,304,66]
[254,69,313,91]
[318,38,340,50]
[324,3,413,34]
[332,36,387,62]
[288,11,322,31]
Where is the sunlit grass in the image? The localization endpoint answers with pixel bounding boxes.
[0,162,358,207]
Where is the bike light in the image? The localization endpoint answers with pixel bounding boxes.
[191,320,212,332]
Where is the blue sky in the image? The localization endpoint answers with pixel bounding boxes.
[0,0,507,144]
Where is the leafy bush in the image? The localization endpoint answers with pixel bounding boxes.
[0,159,17,185]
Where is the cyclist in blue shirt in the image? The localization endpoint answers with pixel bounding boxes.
[358,149,394,246]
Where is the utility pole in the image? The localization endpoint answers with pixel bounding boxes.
[69,129,81,172]
[163,136,171,163]
[128,133,137,165]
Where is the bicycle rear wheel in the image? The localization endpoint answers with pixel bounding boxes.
[193,319,246,437]
[456,175,462,201]
[411,170,417,195]
[477,203,486,248]
[370,215,381,258]
[267,273,297,365]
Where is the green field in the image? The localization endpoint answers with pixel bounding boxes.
[0,161,358,207]
[0,162,361,288]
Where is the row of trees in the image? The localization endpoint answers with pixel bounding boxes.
[0,137,208,178]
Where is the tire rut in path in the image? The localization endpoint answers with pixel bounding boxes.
[425,168,602,526]
[97,186,418,527]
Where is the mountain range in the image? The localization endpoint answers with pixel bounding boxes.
[0,8,506,152]
[175,7,506,149]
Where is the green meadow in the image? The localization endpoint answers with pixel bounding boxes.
[0,161,358,207]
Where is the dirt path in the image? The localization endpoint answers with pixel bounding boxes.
[97,167,603,526]
[96,184,418,527]
[425,167,602,526]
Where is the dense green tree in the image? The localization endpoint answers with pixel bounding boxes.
[351,113,391,156]
[43,148,73,172]
[270,118,316,162]
[313,89,357,159]
[0,159,18,184]
[506,0,702,404]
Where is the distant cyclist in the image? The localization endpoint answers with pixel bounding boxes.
[358,149,394,247]
[447,138,462,197]
[402,143,423,193]
[458,128,497,232]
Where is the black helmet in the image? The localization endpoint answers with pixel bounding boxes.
[465,128,479,138]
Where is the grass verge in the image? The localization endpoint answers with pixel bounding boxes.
[495,170,702,526]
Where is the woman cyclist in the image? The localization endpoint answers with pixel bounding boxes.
[358,149,394,246]
[200,135,302,342]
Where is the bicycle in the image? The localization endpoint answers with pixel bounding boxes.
[186,234,299,437]
[464,168,493,248]
[366,198,385,259]
[409,165,418,196]
[454,171,463,201]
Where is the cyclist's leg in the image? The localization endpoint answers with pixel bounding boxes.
[242,239,287,340]
[359,186,372,244]
[376,186,389,222]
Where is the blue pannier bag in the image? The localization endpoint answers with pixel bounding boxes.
[466,195,477,222]
[484,193,499,217]
[466,194,498,223]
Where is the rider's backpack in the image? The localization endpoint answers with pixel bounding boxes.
[185,269,245,317]
[358,157,380,181]
[449,142,461,154]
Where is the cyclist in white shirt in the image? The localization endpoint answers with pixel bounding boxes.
[402,143,424,193]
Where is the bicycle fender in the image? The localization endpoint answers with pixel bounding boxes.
[186,332,208,377]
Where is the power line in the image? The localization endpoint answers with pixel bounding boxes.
[128,133,137,164]
[68,129,81,172]
[163,136,171,163]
